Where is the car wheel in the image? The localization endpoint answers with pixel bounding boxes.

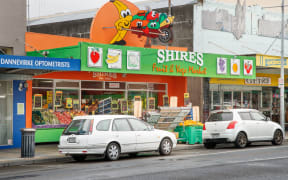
[204,143,216,149]
[159,138,173,155]
[71,155,87,162]
[272,130,283,145]
[106,142,120,161]
[235,132,248,148]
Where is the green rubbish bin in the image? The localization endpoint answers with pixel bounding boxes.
[174,126,187,143]
[185,126,203,145]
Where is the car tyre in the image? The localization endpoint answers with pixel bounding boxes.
[71,155,87,162]
[272,129,283,145]
[159,138,173,155]
[235,132,248,148]
[204,143,216,149]
[106,142,120,161]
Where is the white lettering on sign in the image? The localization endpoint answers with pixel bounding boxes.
[157,50,204,66]
[245,77,271,85]
[109,83,120,89]
[0,58,71,68]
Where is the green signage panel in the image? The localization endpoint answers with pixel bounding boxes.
[80,42,256,79]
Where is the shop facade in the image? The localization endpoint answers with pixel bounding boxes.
[0,55,80,149]
[27,42,256,142]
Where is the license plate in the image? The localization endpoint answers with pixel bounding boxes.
[211,133,220,138]
[68,137,76,143]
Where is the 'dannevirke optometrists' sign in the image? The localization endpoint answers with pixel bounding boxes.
[80,42,256,79]
[0,55,80,71]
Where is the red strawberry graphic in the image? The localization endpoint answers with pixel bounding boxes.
[90,51,100,64]
[245,63,252,74]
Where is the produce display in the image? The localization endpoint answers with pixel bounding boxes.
[32,110,86,128]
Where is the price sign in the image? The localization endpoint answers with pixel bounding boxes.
[66,98,73,109]
[134,96,141,101]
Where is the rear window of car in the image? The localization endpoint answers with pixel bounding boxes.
[63,119,93,135]
[207,112,233,122]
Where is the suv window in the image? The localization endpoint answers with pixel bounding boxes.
[96,119,111,131]
[207,112,233,122]
[251,112,266,121]
[128,119,148,131]
[112,119,132,131]
[63,119,93,135]
[238,112,252,120]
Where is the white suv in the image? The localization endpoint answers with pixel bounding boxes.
[202,109,284,149]
[58,115,177,161]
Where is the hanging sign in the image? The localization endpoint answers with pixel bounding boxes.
[163,95,169,107]
[47,91,53,104]
[120,99,128,113]
[66,98,73,108]
[55,91,63,107]
[33,94,43,109]
[148,97,155,110]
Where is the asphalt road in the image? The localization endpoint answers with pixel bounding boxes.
[0,142,288,180]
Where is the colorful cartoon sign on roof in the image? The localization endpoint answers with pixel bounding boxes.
[90,0,174,47]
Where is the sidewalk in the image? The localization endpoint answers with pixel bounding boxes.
[0,143,201,168]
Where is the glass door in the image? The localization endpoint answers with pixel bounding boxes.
[0,81,13,145]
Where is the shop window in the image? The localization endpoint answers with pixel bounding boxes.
[223,91,232,109]
[105,82,126,90]
[252,91,261,110]
[211,91,221,110]
[81,81,103,89]
[127,83,147,90]
[233,91,241,108]
[148,83,166,91]
[262,90,271,109]
[32,79,53,88]
[243,92,251,108]
[56,81,79,88]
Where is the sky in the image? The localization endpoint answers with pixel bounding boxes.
[27,0,287,19]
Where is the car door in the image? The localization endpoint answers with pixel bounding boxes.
[238,112,258,141]
[250,111,273,140]
[111,118,137,153]
[128,118,159,151]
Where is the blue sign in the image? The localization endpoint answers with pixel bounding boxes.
[0,55,80,71]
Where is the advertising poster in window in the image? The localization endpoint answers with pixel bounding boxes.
[184,93,190,106]
[134,96,141,102]
[120,99,128,113]
[111,100,118,110]
[47,91,53,104]
[73,99,79,109]
[33,94,43,109]
[66,98,73,108]
[55,91,63,107]
[163,95,169,107]
[148,97,155,110]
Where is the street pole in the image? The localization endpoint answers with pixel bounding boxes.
[280,0,285,133]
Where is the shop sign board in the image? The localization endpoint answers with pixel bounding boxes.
[245,77,271,85]
[0,55,80,71]
[256,54,288,69]
[81,42,256,79]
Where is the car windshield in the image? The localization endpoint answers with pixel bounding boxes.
[207,112,233,122]
[63,119,93,135]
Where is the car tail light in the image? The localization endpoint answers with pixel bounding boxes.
[227,121,237,129]
[203,124,206,130]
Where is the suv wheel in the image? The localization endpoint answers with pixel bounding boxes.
[204,143,216,149]
[235,132,247,148]
[106,142,120,161]
[272,130,283,145]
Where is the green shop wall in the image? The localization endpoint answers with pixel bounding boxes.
[80,42,256,79]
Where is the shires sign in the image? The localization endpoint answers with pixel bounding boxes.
[80,42,256,79]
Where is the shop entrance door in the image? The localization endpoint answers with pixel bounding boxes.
[0,81,13,146]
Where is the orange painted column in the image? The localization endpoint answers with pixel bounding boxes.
[26,80,33,128]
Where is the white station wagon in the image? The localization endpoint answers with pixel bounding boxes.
[58,115,177,161]
[203,109,284,149]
